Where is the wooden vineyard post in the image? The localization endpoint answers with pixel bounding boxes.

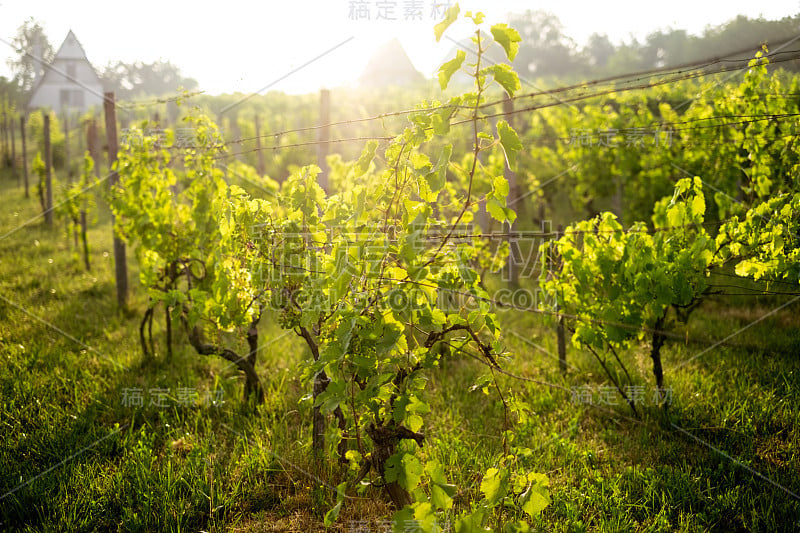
[64,112,76,246]
[503,94,522,216]
[76,116,85,156]
[317,89,330,192]
[21,116,29,198]
[557,315,567,374]
[43,114,54,227]
[87,120,101,178]
[554,225,567,373]
[254,114,265,176]
[10,111,17,182]
[62,112,68,180]
[104,92,129,309]
[226,115,241,162]
[503,94,520,288]
[80,210,89,271]
[1,106,7,167]
[81,119,101,270]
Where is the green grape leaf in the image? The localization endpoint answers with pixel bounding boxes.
[493,174,510,198]
[691,192,706,218]
[432,106,453,135]
[520,483,550,517]
[323,482,347,526]
[485,64,520,96]
[470,374,493,394]
[439,50,467,90]
[355,140,378,177]
[425,460,449,485]
[431,483,454,510]
[480,467,509,505]
[323,501,342,526]
[490,23,522,61]
[425,144,452,195]
[434,4,460,41]
[487,197,516,224]
[385,452,424,491]
[466,11,485,24]
[392,507,414,533]
[455,508,489,532]
[314,380,346,413]
[497,120,522,167]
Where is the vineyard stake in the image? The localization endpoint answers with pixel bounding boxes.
[20,115,28,198]
[43,114,54,226]
[317,89,330,192]
[104,92,129,309]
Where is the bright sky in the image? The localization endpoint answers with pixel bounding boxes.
[0,0,797,95]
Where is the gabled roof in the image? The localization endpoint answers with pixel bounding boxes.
[27,29,102,103]
[54,30,93,61]
[359,39,425,88]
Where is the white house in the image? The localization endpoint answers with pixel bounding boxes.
[27,30,103,114]
[359,39,425,88]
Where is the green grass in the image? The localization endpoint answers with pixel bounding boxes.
[0,168,798,532]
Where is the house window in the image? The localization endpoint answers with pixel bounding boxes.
[66,62,76,80]
[59,89,85,109]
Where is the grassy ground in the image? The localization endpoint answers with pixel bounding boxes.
[0,168,798,532]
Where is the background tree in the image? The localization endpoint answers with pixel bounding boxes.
[582,33,616,69]
[100,60,199,99]
[507,10,581,79]
[6,18,54,92]
[498,10,800,81]
[640,29,694,69]
[0,76,24,109]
